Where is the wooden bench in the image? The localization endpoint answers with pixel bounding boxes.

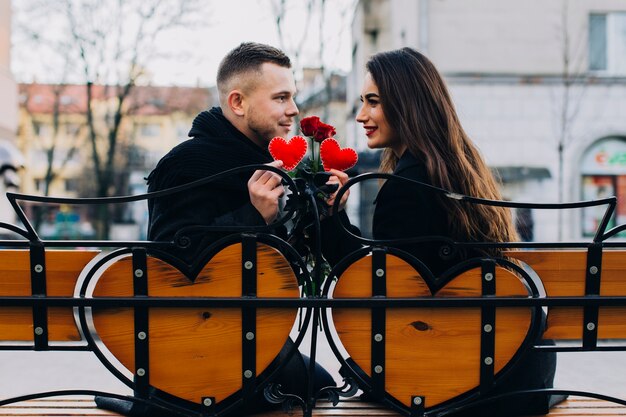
[3,182,626,417]
[2,397,626,416]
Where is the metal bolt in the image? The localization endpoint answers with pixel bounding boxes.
[203,398,213,407]
[136,368,146,376]
[483,324,493,333]
[374,333,383,342]
[137,332,146,340]
[375,268,385,277]
[244,261,254,270]
[244,370,253,379]
[413,397,423,406]
[34,327,44,336]
[484,357,493,366]
[484,273,493,281]
[374,365,383,374]
[587,322,596,331]
[245,332,255,341]
[589,266,598,275]
[34,264,43,273]
[134,269,144,278]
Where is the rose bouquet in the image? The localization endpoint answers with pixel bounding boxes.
[268,117,358,293]
[268,116,358,216]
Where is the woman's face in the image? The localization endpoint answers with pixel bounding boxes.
[356,73,403,154]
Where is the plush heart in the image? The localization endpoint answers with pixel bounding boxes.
[268,136,308,170]
[329,254,535,411]
[319,138,358,171]
[87,243,300,406]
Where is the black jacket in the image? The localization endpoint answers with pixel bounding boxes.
[372,151,454,276]
[146,107,272,265]
[323,151,459,275]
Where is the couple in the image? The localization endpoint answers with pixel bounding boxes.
[101,43,557,416]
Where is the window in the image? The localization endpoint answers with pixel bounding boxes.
[65,123,81,136]
[33,121,50,137]
[589,12,626,74]
[580,138,626,237]
[140,123,161,137]
[60,95,75,105]
[65,178,79,192]
[34,178,45,192]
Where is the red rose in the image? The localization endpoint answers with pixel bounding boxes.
[313,122,336,143]
[300,116,321,137]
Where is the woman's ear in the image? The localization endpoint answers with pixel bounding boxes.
[227,90,245,116]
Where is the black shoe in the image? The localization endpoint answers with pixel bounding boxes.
[549,394,568,407]
[94,396,175,417]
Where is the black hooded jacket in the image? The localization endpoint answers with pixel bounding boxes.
[147,107,273,264]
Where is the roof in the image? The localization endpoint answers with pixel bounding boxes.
[18,83,216,116]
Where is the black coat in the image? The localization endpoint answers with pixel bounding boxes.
[322,151,460,275]
[147,107,272,265]
[372,151,454,276]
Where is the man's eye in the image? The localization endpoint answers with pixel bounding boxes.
[276,96,286,102]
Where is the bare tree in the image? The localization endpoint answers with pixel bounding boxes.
[15,0,205,238]
[554,0,591,240]
[266,0,356,120]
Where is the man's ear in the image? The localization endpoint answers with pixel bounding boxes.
[227,90,245,116]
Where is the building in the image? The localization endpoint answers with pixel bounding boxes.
[297,68,349,141]
[17,83,215,238]
[348,0,626,241]
[0,0,22,233]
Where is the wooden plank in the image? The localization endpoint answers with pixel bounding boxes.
[505,250,626,341]
[0,398,118,416]
[0,250,100,343]
[3,397,626,416]
[248,397,626,416]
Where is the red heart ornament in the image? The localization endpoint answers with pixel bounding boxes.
[268,136,308,170]
[319,138,358,171]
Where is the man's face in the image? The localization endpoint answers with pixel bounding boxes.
[241,63,299,147]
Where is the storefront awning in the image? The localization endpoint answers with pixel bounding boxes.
[492,166,551,183]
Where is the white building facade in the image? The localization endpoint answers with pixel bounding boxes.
[0,0,21,230]
[347,0,626,241]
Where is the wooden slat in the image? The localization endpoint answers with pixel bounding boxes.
[3,397,626,416]
[0,250,100,343]
[505,250,626,341]
[0,398,118,416]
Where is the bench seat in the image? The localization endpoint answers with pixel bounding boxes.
[2,397,625,416]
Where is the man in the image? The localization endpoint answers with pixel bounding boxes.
[146,42,298,265]
[96,43,333,417]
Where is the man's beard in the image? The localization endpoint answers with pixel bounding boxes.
[247,112,280,147]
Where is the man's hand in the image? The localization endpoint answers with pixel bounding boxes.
[326,169,350,214]
[248,160,285,224]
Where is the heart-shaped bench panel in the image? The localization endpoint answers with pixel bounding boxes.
[88,242,299,404]
[329,253,534,409]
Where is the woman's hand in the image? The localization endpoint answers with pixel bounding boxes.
[326,169,350,214]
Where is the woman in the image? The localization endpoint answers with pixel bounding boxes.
[329,47,558,416]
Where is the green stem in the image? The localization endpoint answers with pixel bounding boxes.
[309,137,316,173]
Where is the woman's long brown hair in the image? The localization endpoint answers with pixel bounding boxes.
[366,48,518,250]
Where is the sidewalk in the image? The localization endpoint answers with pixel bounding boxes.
[1,349,625,401]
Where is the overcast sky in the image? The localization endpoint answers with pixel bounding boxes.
[11,0,355,87]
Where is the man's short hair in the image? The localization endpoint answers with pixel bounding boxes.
[217,42,291,98]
